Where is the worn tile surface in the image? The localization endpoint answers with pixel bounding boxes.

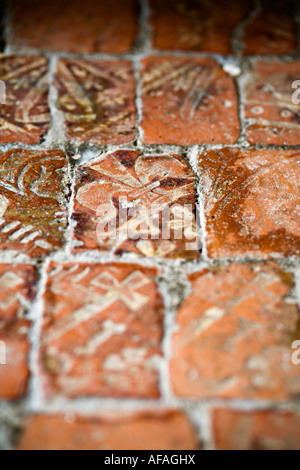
[150,0,250,54]
[40,263,163,400]
[141,57,240,145]
[17,411,198,450]
[72,150,199,259]
[245,60,300,145]
[0,264,36,400]
[8,0,139,54]
[0,149,68,258]
[0,55,50,144]
[171,263,300,400]
[199,148,300,259]
[242,0,298,55]
[55,59,137,145]
[212,409,300,450]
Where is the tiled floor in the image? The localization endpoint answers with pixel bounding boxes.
[0,0,299,451]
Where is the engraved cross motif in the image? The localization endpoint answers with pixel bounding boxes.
[91,271,152,311]
[44,268,152,345]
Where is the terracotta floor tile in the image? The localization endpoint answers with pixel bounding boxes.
[242,0,298,55]
[8,0,139,54]
[245,60,300,145]
[149,0,250,54]
[171,263,300,401]
[0,149,69,258]
[17,411,198,450]
[199,148,300,259]
[40,262,163,400]
[72,150,199,259]
[0,55,50,144]
[213,408,300,450]
[55,59,137,145]
[141,57,240,145]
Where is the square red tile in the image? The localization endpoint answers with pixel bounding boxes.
[55,59,137,145]
[0,149,69,258]
[213,409,300,450]
[39,262,164,400]
[242,0,298,55]
[245,60,300,145]
[8,0,139,54]
[141,57,240,145]
[17,411,198,450]
[171,263,300,401]
[0,55,50,144]
[72,150,199,259]
[199,148,300,259]
[150,0,251,54]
